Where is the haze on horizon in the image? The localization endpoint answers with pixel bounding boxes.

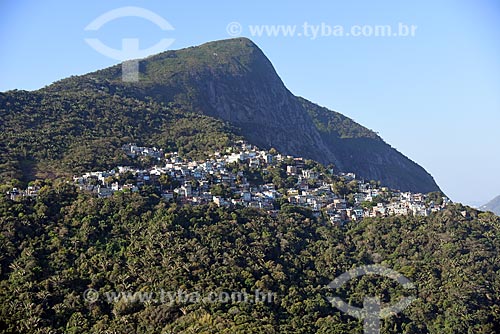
[1,0,499,206]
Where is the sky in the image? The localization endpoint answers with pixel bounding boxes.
[1,0,499,206]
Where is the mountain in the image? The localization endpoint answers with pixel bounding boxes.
[0,38,440,193]
[481,195,500,215]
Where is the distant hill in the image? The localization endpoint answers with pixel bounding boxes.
[481,195,500,215]
[0,38,440,193]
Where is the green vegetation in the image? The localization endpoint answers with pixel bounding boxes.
[0,88,240,184]
[299,96,441,194]
[298,97,380,140]
[0,183,498,333]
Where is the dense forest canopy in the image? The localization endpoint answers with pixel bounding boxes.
[0,88,239,184]
[0,182,498,333]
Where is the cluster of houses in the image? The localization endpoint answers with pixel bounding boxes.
[7,186,40,201]
[7,141,451,225]
[122,143,164,160]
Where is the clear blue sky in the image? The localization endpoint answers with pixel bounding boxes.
[1,0,499,206]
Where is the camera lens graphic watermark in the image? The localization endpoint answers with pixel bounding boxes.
[84,6,175,82]
[327,264,416,334]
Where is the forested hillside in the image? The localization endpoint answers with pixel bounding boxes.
[0,182,498,333]
[0,88,239,183]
